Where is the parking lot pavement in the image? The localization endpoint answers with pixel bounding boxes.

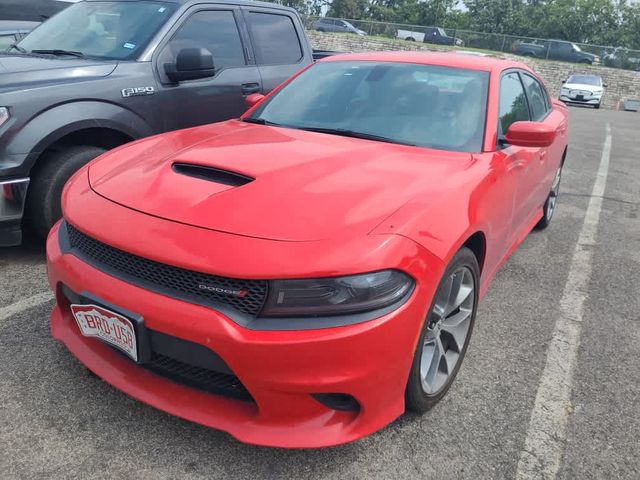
[1,107,638,480]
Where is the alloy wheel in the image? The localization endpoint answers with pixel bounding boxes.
[546,167,562,220]
[420,267,475,395]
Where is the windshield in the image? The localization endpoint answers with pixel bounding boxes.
[572,43,582,52]
[248,61,489,152]
[18,1,176,60]
[568,75,601,86]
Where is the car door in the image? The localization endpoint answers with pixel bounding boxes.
[519,72,563,213]
[497,71,539,239]
[153,7,261,132]
[242,8,307,93]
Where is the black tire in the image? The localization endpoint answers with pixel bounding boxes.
[594,102,601,109]
[406,37,415,42]
[26,145,106,239]
[405,247,480,413]
[535,164,562,230]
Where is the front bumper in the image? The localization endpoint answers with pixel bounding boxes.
[559,92,603,105]
[0,177,29,246]
[47,221,436,447]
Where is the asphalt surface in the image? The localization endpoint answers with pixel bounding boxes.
[1,108,639,479]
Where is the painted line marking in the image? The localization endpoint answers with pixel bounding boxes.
[515,123,612,480]
[0,291,54,322]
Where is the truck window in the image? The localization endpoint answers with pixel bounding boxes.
[169,10,246,70]
[0,34,16,50]
[499,72,530,135]
[521,73,550,121]
[247,12,302,65]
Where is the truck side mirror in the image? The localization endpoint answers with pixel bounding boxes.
[165,48,215,83]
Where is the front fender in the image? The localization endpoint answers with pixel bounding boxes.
[4,100,153,172]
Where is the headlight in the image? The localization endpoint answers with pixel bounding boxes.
[561,88,570,94]
[0,107,9,127]
[261,270,414,317]
[456,39,463,46]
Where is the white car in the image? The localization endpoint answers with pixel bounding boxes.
[559,74,607,109]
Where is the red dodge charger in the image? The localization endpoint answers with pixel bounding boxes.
[47,52,568,448]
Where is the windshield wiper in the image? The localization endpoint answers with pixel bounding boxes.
[7,43,27,54]
[295,126,417,146]
[242,117,282,126]
[31,49,85,58]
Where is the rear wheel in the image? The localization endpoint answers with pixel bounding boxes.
[26,145,106,239]
[405,37,416,42]
[535,165,562,230]
[405,247,479,413]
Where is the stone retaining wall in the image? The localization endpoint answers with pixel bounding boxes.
[307,30,640,110]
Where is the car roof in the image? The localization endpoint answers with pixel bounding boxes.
[85,0,297,11]
[319,51,531,73]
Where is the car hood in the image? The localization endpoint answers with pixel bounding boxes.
[0,55,116,91]
[563,82,602,92]
[88,120,470,242]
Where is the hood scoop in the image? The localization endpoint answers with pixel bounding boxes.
[172,163,254,187]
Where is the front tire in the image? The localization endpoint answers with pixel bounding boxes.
[405,247,479,413]
[26,145,107,239]
[535,165,562,230]
[594,102,601,109]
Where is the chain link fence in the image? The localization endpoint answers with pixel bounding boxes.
[302,16,640,71]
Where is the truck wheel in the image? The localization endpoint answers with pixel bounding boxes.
[406,37,415,42]
[26,145,107,239]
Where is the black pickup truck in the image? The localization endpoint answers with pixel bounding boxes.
[512,39,598,64]
[0,0,318,246]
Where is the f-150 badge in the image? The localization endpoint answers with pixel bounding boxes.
[121,87,155,98]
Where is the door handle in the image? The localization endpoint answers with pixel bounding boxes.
[242,83,261,95]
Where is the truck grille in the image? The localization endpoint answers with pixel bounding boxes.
[64,222,267,317]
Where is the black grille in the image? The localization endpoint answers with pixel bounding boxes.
[65,223,267,317]
[145,352,254,402]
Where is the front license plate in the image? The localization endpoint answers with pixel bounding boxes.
[71,304,138,361]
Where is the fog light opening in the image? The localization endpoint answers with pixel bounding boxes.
[312,393,360,412]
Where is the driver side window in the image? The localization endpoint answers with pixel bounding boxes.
[499,72,530,136]
[168,10,246,71]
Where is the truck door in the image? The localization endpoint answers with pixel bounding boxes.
[241,8,310,93]
[153,7,261,132]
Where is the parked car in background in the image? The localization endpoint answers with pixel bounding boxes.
[513,39,598,64]
[0,0,318,246]
[0,21,40,50]
[47,52,568,448]
[396,26,463,46]
[314,17,366,36]
[559,74,606,108]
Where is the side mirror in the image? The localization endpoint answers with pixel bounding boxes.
[603,83,608,88]
[245,93,265,110]
[504,121,556,148]
[165,47,215,83]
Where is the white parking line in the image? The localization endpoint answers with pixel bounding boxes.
[0,291,54,322]
[516,123,612,480]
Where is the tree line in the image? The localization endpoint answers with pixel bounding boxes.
[268,0,640,50]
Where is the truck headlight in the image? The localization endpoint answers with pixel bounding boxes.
[0,107,9,128]
[561,88,570,95]
[261,270,414,317]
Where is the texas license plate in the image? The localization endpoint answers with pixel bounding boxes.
[71,304,138,361]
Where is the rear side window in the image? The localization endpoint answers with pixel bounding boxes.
[521,73,549,120]
[170,10,246,69]
[499,72,530,135]
[247,12,302,65]
[0,34,17,50]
